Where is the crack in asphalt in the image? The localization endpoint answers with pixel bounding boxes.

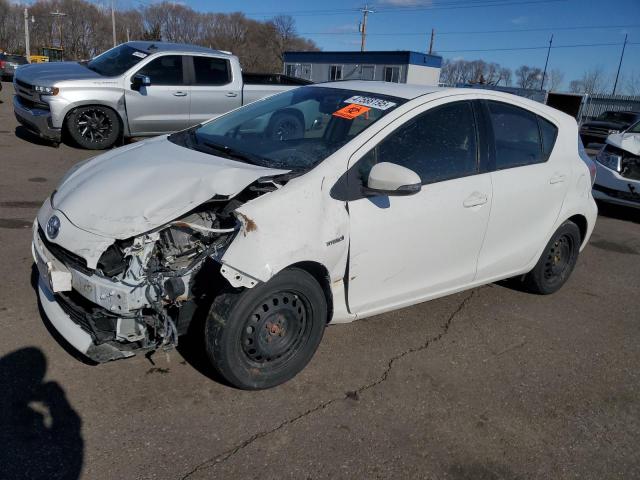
[180,289,478,479]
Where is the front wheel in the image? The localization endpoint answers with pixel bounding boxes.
[522,220,581,295]
[205,268,327,390]
[66,106,121,150]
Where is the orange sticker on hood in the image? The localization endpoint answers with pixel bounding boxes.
[333,103,371,120]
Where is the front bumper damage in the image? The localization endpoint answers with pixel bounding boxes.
[32,209,238,363]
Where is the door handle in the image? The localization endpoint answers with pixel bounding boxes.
[463,192,488,208]
[225,92,238,97]
[549,173,566,184]
[173,91,187,97]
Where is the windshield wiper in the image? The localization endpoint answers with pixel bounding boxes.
[200,141,264,166]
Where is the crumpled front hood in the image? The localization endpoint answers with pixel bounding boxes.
[53,136,288,239]
[606,132,640,156]
[15,62,103,85]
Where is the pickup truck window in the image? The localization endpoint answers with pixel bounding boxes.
[169,86,405,172]
[192,56,231,86]
[86,44,148,77]
[136,55,185,86]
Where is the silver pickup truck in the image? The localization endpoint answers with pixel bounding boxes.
[13,41,308,149]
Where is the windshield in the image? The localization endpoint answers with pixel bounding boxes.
[628,121,640,134]
[7,55,28,64]
[598,111,638,124]
[169,86,406,172]
[86,44,149,77]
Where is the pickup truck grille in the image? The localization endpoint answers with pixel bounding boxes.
[14,78,49,109]
[16,78,32,90]
[38,226,93,275]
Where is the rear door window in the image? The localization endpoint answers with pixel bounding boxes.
[487,101,543,169]
[137,55,185,86]
[192,56,231,86]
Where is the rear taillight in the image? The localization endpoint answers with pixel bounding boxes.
[0,61,5,69]
[578,137,597,185]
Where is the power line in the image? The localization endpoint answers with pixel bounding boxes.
[436,41,639,53]
[299,24,640,36]
[242,0,566,18]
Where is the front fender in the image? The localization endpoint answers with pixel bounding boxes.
[220,171,350,287]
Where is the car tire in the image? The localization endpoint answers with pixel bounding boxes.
[522,220,581,295]
[266,110,304,141]
[205,267,327,390]
[66,105,121,150]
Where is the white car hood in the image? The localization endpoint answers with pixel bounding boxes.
[606,132,640,156]
[53,136,289,239]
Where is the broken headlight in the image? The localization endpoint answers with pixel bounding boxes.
[596,147,622,172]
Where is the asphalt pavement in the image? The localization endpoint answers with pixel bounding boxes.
[1,81,639,480]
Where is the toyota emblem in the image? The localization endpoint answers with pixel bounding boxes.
[46,215,61,239]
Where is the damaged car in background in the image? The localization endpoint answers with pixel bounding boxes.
[593,119,640,208]
[34,82,597,390]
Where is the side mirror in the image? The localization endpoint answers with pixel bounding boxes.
[362,162,422,196]
[131,74,151,91]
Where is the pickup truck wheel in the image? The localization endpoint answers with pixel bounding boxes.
[267,111,304,141]
[205,268,327,390]
[66,106,120,150]
[522,220,581,295]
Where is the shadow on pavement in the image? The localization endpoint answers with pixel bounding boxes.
[596,200,640,224]
[0,347,83,480]
[14,126,57,147]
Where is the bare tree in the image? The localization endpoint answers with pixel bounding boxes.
[581,66,608,94]
[0,0,318,73]
[544,68,564,91]
[625,71,640,96]
[515,65,543,89]
[440,58,512,87]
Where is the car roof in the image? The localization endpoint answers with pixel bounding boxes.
[124,41,230,57]
[312,80,446,99]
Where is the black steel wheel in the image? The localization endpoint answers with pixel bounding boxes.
[66,105,121,150]
[523,220,581,294]
[205,268,327,390]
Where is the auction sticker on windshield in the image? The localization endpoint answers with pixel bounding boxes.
[344,96,397,110]
[333,104,371,120]
[132,51,148,58]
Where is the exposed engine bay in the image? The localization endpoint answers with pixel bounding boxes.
[39,177,286,362]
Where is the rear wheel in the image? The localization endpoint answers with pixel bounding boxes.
[205,268,327,390]
[523,221,581,294]
[66,106,121,150]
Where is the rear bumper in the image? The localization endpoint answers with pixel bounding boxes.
[13,95,61,142]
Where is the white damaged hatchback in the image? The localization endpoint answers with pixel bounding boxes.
[34,81,598,389]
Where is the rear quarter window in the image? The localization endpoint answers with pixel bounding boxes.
[488,101,543,170]
[538,116,558,159]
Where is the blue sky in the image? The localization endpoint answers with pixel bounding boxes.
[142,0,640,90]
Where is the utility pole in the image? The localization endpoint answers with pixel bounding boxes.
[126,27,130,42]
[359,5,374,52]
[24,8,30,62]
[50,11,67,59]
[612,33,628,96]
[428,28,435,55]
[111,0,117,47]
[540,33,553,91]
